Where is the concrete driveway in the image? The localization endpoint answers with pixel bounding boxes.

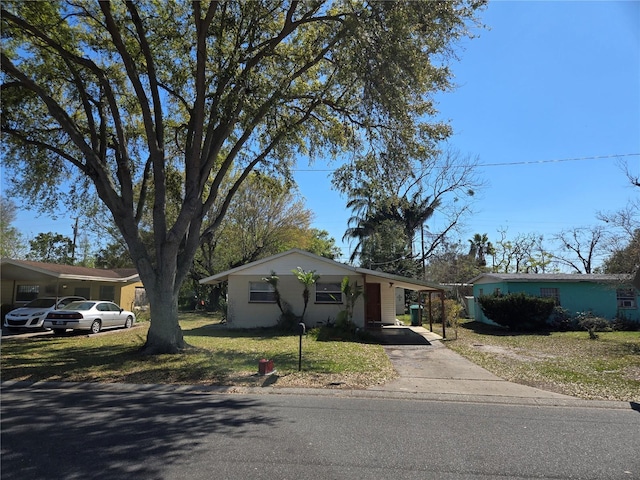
[367,326,574,403]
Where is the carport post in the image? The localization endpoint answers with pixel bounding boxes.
[440,289,446,339]
[428,291,433,332]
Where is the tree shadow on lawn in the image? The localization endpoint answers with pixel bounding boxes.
[2,338,317,389]
[1,383,279,480]
[460,320,552,337]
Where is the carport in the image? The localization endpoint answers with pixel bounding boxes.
[0,259,144,313]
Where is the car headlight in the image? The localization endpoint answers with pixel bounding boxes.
[34,311,46,316]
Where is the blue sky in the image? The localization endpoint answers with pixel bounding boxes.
[5,1,639,266]
[296,0,640,261]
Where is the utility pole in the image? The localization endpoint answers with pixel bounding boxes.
[71,217,78,264]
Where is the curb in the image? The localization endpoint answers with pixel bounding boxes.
[2,380,635,411]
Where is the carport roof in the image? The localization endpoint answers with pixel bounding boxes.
[1,259,140,283]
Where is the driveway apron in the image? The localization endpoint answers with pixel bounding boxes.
[369,327,572,400]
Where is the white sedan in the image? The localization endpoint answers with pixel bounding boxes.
[44,301,136,335]
[4,296,86,330]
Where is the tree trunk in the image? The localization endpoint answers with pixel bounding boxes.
[138,260,187,354]
[142,289,186,354]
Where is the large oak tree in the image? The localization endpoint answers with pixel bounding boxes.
[1,1,484,353]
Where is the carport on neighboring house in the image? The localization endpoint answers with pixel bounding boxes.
[199,249,448,334]
[0,259,146,316]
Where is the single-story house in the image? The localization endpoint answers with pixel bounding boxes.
[1,258,146,312]
[199,249,445,329]
[469,273,640,323]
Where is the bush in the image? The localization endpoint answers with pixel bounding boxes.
[478,292,555,331]
[276,309,301,332]
[547,306,578,332]
[612,313,640,332]
[575,311,611,340]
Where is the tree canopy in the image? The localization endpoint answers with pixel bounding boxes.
[1,1,485,353]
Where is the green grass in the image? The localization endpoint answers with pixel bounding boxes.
[446,320,640,401]
[0,313,396,389]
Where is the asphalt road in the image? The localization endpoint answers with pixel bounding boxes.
[2,382,639,480]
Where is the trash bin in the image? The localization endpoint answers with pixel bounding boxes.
[410,305,422,326]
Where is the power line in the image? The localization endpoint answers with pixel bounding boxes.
[292,153,640,172]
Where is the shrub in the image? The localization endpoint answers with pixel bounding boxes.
[576,311,612,338]
[612,313,640,332]
[478,292,555,331]
[276,310,301,332]
[547,306,578,331]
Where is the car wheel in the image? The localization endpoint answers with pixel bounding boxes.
[53,329,66,336]
[90,320,101,334]
[124,316,133,329]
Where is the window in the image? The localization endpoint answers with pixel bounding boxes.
[617,289,637,309]
[99,285,115,301]
[249,282,276,303]
[75,287,91,299]
[316,282,342,303]
[134,287,148,307]
[540,287,561,305]
[16,285,39,302]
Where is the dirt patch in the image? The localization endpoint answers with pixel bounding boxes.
[471,343,556,363]
[223,370,397,390]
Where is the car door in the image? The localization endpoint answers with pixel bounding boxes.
[96,302,114,328]
[108,302,124,327]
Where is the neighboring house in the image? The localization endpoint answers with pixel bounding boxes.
[1,258,146,312]
[199,249,444,329]
[469,273,640,324]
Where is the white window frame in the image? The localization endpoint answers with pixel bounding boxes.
[315,282,342,304]
[249,282,276,303]
[616,288,637,309]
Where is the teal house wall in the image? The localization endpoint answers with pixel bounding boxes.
[470,274,640,324]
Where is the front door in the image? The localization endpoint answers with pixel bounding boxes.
[365,283,381,327]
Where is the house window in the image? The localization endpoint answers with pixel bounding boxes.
[75,287,91,299]
[249,282,276,303]
[99,285,115,301]
[616,289,637,309]
[315,282,342,303]
[540,287,561,305]
[134,287,148,307]
[16,285,39,302]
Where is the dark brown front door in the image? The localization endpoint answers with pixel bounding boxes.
[365,283,381,327]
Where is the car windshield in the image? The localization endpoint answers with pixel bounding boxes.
[25,298,57,308]
[63,301,95,311]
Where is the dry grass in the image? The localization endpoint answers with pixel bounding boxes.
[0,313,396,390]
[446,320,640,401]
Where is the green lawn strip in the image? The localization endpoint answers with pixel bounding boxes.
[446,321,640,401]
[1,314,395,388]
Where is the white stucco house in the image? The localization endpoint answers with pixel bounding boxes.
[199,249,444,329]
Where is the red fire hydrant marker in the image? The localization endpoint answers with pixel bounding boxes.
[258,359,274,375]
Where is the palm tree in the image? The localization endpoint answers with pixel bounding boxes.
[291,267,320,322]
[468,233,490,266]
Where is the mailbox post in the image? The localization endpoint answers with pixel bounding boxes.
[298,322,306,371]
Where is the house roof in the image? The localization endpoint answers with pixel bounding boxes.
[0,258,140,283]
[468,272,633,284]
[199,249,444,292]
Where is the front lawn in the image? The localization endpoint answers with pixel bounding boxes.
[446,320,640,401]
[0,313,396,389]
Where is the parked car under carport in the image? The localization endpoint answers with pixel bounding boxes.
[44,300,135,334]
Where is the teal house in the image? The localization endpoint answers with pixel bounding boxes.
[469,273,640,324]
